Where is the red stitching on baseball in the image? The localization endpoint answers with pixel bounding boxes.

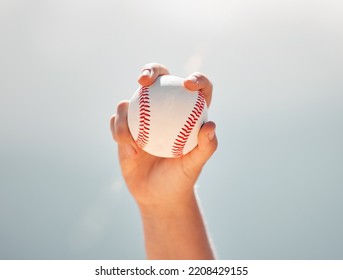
[171,92,206,158]
[136,86,150,149]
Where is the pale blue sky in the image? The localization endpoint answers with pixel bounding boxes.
[1,0,342,259]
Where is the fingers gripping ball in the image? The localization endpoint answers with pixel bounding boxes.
[128,75,208,158]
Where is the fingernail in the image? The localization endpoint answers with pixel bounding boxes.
[187,75,198,84]
[123,144,137,157]
[141,69,151,77]
[208,130,215,141]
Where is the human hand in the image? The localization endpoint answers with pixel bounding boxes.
[110,63,218,209]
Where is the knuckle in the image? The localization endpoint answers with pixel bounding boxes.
[115,122,126,137]
[144,62,169,75]
[192,71,203,77]
[142,62,158,72]
[199,74,211,84]
[114,120,131,143]
[114,101,130,141]
[191,72,213,88]
[116,100,129,113]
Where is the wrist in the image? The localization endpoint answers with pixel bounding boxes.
[137,189,198,219]
[136,188,214,260]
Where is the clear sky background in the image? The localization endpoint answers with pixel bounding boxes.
[1,0,342,259]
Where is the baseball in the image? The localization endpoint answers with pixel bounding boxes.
[128,75,208,158]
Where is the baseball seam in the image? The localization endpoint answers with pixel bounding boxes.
[136,86,150,149]
[171,91,206,158]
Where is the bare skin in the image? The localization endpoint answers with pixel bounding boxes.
[110,63,218,259]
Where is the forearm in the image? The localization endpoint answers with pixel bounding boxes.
[138,190,214,260]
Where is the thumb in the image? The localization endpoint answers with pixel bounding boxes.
[188,121,218,168]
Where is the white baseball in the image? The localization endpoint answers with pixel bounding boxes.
[128,75,208,158]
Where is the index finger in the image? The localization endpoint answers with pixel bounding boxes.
[138,63,170,87]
